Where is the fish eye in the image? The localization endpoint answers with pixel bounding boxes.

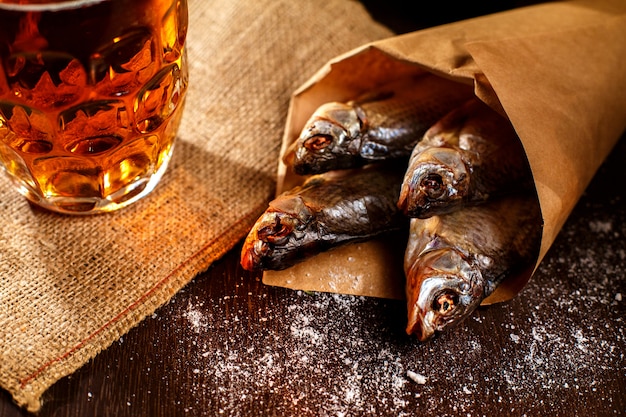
[304,134,333,151]
[420,174,445,198]
[433,291,459,315]
[257,214,293,242]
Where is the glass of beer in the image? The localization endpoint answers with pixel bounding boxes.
[0,0,188,214]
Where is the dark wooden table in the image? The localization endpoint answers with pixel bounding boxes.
[2,2,624,416]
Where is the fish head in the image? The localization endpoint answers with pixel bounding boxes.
[292,102,363,174]
[399,147,470,218]
[405,246,486,341]
[240,196,314,271]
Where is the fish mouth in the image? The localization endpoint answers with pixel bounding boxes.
[405,254,444,342]
[406,308,435,342]
[240,238,271,271]
[240,246,257,271]
[397,186,432,219]
[406,274,448,342]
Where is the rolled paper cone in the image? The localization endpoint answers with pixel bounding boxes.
[264,0,626,303]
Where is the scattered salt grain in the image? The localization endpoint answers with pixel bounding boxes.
[615,293,622,302]
[406,370,427,385]
[588,220,612,233]
[184,304,208,333]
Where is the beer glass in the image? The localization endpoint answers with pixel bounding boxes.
[0,0,188,214]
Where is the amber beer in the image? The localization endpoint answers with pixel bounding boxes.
[0,0,188,213]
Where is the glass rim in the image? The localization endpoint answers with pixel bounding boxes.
[0,0,107,12]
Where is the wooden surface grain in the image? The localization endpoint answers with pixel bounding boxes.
[2,135,624,417]
[2,2,624,416]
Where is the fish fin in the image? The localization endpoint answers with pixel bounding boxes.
[418,235,451,257]
[359,141,391,159]
[351,90,394,105]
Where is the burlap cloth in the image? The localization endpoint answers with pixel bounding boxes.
[0,0,392,411]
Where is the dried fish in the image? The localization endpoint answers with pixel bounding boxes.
[404,193,542,341]
[285,74,472,175]
[241,164,408,271]
[398,98,533,218]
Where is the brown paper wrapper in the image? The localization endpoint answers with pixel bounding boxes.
[263,0,626,304]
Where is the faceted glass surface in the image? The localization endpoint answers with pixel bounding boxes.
[0,0,189,214]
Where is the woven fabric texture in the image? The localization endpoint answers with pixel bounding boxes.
[0,0,392,411]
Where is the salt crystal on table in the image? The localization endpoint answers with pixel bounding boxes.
[407,370,427,385]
